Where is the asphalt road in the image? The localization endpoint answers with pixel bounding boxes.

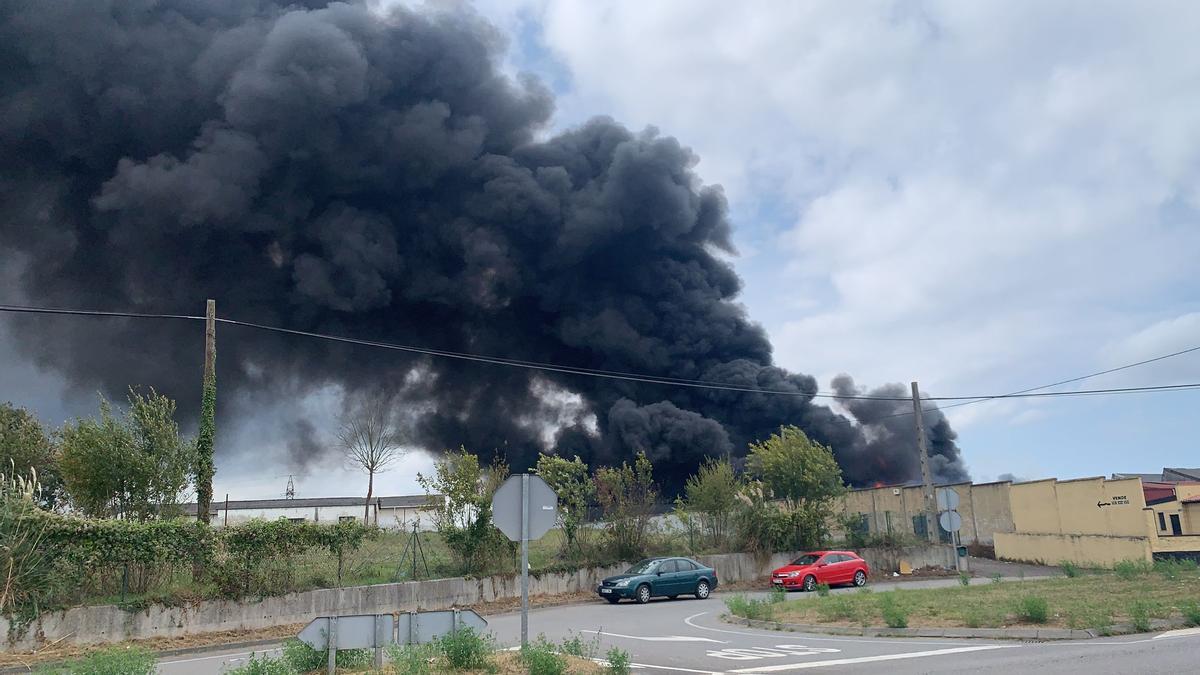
[158,575,1200,674]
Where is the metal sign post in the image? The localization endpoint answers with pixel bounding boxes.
[936,487,967,573]
[491,473,557,649]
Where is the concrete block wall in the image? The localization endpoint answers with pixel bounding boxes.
[2,545,954,651]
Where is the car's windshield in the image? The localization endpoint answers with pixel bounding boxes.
[791,554,821,566]
[625,559,660,574]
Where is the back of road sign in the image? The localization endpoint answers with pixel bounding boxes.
[492,474,557,541]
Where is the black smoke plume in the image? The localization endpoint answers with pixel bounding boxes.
[0,0,968,490]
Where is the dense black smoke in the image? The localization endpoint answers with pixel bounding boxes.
[0,0,968,490]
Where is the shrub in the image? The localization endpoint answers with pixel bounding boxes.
[223,653,295,675]
[879,592,908,628]
[958,572,970,587]
[521,636,567,675]
[815,583,831,597]
[605,646,632,675]
[386,643,437,675]
[1113,559,1152,580]
[559,631,599,659]
[42,646,157,675]
[1017,595,1048,624]
[1128,600,1156,632]
[770,586,787,604]
[1060,561,1081,578]
[726,595,775,621]
[436,627,493,670]
[1180,600,1200,627]
[280,639,369,671]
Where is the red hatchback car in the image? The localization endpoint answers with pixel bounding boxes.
[771,550,869,592]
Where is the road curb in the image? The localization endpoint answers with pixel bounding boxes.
[722,614,1188,641]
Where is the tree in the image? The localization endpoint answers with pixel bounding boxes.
[534,454,595,558]
[594,452,657,560]
[677,457,741,549]
[417,447,508,574]
[58,389,193,520]
[746,425,845,548]
[337,401,405,523]
[0,402,62,509]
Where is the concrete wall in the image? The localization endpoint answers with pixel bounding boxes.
[994,532,1152,567]
[840,481,1013,545]
[2,544,955,651]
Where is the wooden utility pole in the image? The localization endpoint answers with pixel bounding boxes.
[196,299,217,524]
[911,381,938,544]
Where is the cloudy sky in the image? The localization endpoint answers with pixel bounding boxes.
[4,0,1198,500]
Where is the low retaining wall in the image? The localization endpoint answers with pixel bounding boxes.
[3,545,954,651]
[994,532,1152,567]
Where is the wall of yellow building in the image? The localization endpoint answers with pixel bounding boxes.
[838,481,1013,545]
[993,532,1151,566]
[1009,479,1061,534]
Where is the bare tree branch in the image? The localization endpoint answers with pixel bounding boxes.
[337,400,405,523]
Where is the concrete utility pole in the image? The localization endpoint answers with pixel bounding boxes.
[911,381,938,544]
[196,299,217,524]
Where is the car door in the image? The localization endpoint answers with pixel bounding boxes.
[815,554,838,584]
[655,559,679,595]
[677,559,699,592]
[834,554,856,583]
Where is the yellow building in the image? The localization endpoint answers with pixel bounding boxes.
[994,476,1200,567]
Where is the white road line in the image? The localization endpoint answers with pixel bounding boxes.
[627,663,724,674]
[161,648,279,664]
[727,645,1015,672]
[681,612,972,647]
[582,629,726,643]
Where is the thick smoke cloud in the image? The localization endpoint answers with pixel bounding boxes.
[0,0,968,490]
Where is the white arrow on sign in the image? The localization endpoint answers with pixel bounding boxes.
[580,629,726,643]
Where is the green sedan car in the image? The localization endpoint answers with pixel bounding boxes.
[596,556,719,604]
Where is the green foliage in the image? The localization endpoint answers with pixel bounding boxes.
[195,346,216,525]
[815,583,831,597]
[816,595,859,622]
[958,572,970,587]
[1017,595,1049,624]
[521,636,567,675]
[1060,560,1081,578]
[879,592,908,628]
[605,646,632,675]
[279,639,370,671]
[559,630,600,659]
[222,652,295,675]
[736,482,830,553]
[58,389,192,520]
[386,643,437,675]
[990,573,1003,584]
[1128,599,1155,632]
[435,626,494,670]
[1,465,51,617]
[677,457,741,550]
[41,645,157,674]
[725,594,775,621]
[1154,558,1198,580]
[418,448,509,575]
[1113,559,1152,580]
[746,425,845,511]
[1,402,62,510]
[594,452,657,560]
[770,586,787,603]
[535,454,595,557]
[1179,600,1200,627]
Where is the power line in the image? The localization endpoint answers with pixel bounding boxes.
[3,302,1200,404]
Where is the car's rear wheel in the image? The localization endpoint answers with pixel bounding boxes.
[605,596,620,604]
[636,584,652,604]
[853,570,867,587]
[802,575,817,592]
[695,580,711,599]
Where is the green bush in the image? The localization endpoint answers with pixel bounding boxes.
[386,643,437,675]
[435,627,493,670]
[37,646,157,675]
[1128,599,1157,632]
[521,636,567,675]
[279,639,369,671]
[815,583,831,597]
[1180,600,1200,627]
[725,594,775,621]
[1113,559,1152,580]
[770,587,787,603]
[559,631,599,659]
[223,653,295,675]
[879,592,908,628]
[1017,595,1049,624]
[1060,560,1081,578]
[605,646,632,675]
[958,572,970,587]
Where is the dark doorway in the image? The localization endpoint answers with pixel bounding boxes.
[1170,514,1183,536]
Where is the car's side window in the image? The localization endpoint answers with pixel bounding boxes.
[680,560,698,571]
[831,554,848,563]
[660,560,678,573]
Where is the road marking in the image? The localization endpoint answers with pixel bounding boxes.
[681,612,969,646]
[161,649,277,665]
[581,629,726,643]
[727,645,1015,672]
[706,645,840,661]
[1152,627,1200,640]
